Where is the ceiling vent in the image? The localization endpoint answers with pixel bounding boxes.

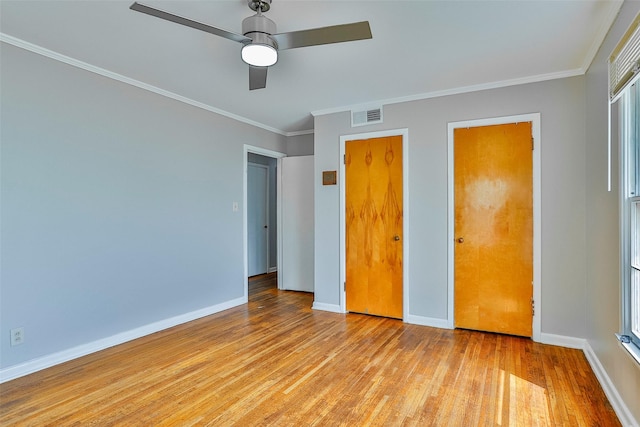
[351,106,383,127]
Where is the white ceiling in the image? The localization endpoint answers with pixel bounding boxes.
[0,0,623,135]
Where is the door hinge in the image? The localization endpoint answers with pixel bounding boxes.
[531,137,535,151]
[343,154,346,164]
[531,297,535,316]
[344,281,346,291]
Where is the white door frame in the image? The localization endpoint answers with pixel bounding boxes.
[447,113,541,342]
[243,145,286,301]
[339,129,410,320]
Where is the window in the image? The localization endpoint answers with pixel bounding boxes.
[620,79,640,361]
[632,201,640,339]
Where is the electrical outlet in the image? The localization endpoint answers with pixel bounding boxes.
[10,327,24,346]
[232,202,239,212]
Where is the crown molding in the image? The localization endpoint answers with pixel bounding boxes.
[285,129,314,137]
[312,68,584,118]
[0,33,309,137]
[581,0,624,73]
[312,3,627,120]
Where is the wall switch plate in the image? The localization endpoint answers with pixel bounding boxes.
[10,327,24,346]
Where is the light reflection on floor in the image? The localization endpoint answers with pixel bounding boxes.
[495,370,551,426]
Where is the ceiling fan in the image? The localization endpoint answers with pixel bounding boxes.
[130,0,372,90]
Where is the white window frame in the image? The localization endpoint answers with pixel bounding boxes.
[619,76,640,365]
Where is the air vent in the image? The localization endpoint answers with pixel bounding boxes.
[351,106,383,127]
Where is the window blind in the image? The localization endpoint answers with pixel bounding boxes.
[610,13,640,100]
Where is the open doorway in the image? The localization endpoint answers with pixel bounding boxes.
[247,154,277,277]
[243,145,315,302]
[243,146,286,299]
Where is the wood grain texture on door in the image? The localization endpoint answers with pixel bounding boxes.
[346,135,403,319]
[454,123,533,337]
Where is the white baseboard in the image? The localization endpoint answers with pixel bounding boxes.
[0,296,246,383]
[405,314,451,329]
[583,342,638,427]
[539,332,586,349]
[268,267,278,273]
[311,302,344,314]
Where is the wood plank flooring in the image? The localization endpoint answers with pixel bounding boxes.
[0,273,620,426]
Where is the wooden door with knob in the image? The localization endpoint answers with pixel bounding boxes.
[345,135,403,319]
[454,122,533,337]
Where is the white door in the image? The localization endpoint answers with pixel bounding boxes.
[248,163,269,277]
[281,156,314,292]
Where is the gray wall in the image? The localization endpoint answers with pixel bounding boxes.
[315,76,587,337]
[287,133,314,156]
[585,1,640,423]
[0,44,287,369]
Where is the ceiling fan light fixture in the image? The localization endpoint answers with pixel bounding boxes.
[130,1,372,90]
[242,43,278,67]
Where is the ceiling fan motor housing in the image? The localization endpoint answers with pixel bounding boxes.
[242,13,278,49]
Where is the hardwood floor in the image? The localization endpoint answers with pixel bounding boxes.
[1,273,620,426]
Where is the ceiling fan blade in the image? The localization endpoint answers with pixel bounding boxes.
[130,2,251,44]
[249,66,268,90]
[271,21,371,51]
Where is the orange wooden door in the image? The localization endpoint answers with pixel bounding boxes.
[345,135,403,319]
[454,122,533,337]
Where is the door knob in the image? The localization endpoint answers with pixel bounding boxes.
[394,235,400,241]
[457,237,464,243]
